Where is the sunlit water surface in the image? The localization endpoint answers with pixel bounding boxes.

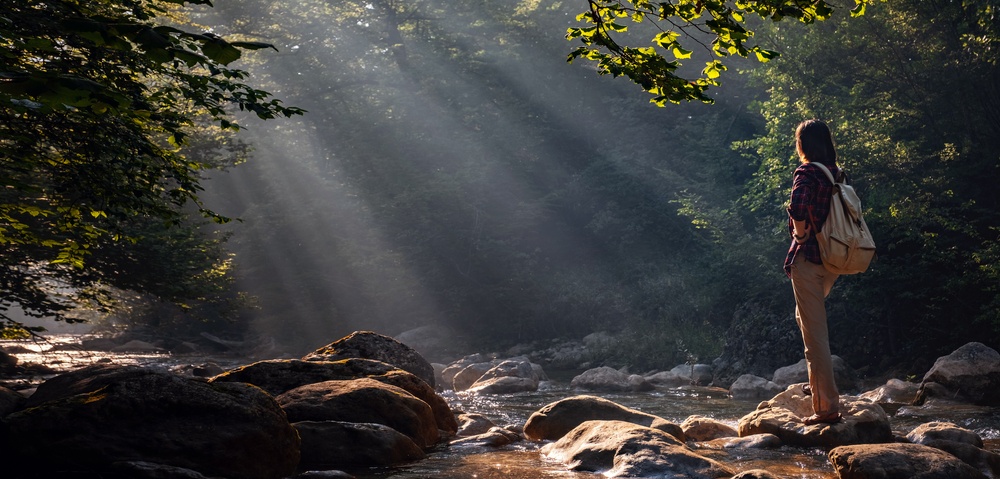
[4,335,1000,479]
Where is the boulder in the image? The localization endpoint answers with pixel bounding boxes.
[721,434,782,449]
[449,426,521,448]
[828,443,989,479]
[915,342,1000,406]
[456,413,497,437]
[451,362,495,392]
[679,415,737,441]
[540,420,733,478]
[729,374,783,400]
[3,364,299,479]
[276,378,439,448]
[294,420,424,469]
[569,366,653,392]
[669,363,714,386]
[303,331,436,388]
[465,358,541,394]
[771,356,858,391]
[907,421,984,448]
[171,362,225,378]
[859,378,920,415]
[466,376,538,395]
[917,439,1000,478]
[440,353,491,389]
[209,358,457,434]
[0,386,25,417]
[737,384,893,448]
[476,358,540,384]
[645,370,689,388]
[523,395,683,442]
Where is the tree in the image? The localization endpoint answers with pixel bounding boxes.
[567,0,868,105]
[703,0,1000,372]
[0,0,302,332]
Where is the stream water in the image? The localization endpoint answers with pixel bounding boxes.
[4,336,1000,479]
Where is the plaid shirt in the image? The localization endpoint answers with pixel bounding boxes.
[783,162,839,277]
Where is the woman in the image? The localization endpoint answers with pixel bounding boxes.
[784,119,842,425]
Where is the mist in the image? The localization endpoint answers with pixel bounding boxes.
[194,0,762,358]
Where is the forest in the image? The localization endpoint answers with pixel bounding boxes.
[2,0,998,379]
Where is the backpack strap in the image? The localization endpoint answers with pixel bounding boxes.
[811,162,837,185]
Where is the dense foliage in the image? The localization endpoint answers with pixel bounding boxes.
[735,0,1000,373]
[4,0,998,377]
[0,0,300,334]
[566,0,867,104]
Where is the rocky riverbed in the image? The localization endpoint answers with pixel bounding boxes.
[1,332,999,479]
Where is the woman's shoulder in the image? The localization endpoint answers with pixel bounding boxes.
[796,162,840,183]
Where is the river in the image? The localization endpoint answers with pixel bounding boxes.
[4,336,1000,479]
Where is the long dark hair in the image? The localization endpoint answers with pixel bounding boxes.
[795,119,837,168]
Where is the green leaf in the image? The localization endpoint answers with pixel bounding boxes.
[850,1,866,17]
[200,40,241,65]
[653,31,680,48]
[672,47,693,59]
[230,41,280,52]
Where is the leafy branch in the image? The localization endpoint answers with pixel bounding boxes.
[567,0,868,105]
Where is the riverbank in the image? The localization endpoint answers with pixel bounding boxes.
[2,334,1000,479]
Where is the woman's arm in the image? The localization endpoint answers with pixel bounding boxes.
[788,167,816,242]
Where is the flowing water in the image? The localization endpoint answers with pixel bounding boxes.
[4,336,1000,479]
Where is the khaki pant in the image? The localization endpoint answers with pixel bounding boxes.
[790,255,840,416]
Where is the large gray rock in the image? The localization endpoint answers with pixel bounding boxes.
[729,374,783,400]
[907,421,984,448]
[294,420,424,469]
[449,426,522,448]
[679,415,737,441]
[669,363,714,386]
[771,356,858,391]
[3,364,299,479]
[456,413,498,437]
[915,342,1000,406]
[451,361,495,392]
[466,358,542,394]
[541,420,733,478]
[859,378,920,413]
[303,331,436,388]
[440,354,491,390]
[466,376,538,395]
[921,439,1000,478]
[209,358,457,435]
[644,370,689,388]
[569,366,653,392]
[829,443,989,479]
[276,378,439,448]
[523,395,683,442]
[737,384,893,448]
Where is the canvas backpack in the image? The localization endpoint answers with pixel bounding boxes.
[810,163,876,275]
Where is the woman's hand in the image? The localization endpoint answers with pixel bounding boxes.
[793,221,811,244]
